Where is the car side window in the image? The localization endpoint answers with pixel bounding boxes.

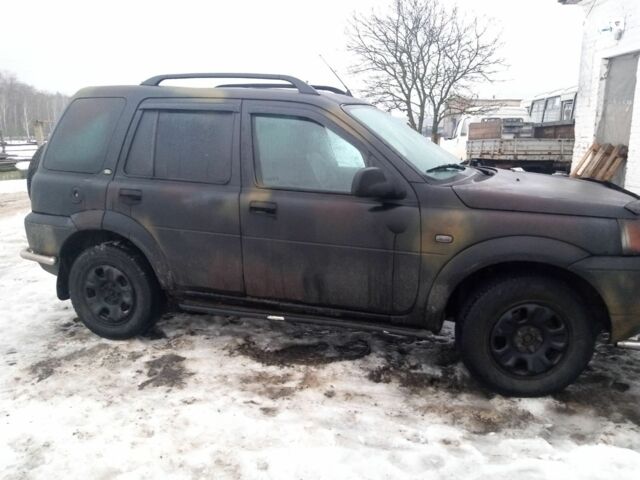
[125,109,233,184]
[45,97,125,173]
[252,114,366,193]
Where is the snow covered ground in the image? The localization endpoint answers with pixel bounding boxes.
[1,179,640,479]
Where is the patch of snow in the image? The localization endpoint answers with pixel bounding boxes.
[0,179,27,194]
[1,192,639,478]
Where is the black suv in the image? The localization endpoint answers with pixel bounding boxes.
[22,73,640,396]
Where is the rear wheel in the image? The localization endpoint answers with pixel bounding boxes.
[69,243,158,339]
[456,275,596,396]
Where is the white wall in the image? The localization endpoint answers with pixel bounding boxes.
[571,0,640,192]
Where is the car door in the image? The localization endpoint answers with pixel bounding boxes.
[108,98,244,294]
[240,100,421,314]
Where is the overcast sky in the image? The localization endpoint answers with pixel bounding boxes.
[1,0,584,100]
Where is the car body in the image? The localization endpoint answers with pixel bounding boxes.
[21,73,640,396]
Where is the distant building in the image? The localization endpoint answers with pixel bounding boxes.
[560,0,640,191]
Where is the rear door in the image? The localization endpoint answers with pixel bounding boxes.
[239,101,421,314]
[108,99,244,294]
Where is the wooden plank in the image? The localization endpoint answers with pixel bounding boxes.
[577,143,608,177]
[575,147,597,177]
[468,121,502,140]
[602,157,624,181]
[601,146,628,181]
[594,145,621,180]
[583,144,613,178]
[571,143,598,177]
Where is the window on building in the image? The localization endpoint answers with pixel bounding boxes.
[125,110,233,184]
[45,97,125,173]
[543,96,561,123]
[561,99,575,122]
[253,115,366,193]
[530,100,545,123]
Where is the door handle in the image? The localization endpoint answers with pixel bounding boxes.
[119,188,142,205]
[249,201,277,215]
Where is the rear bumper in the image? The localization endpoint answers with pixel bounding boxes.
[23,212,77,275]
[20,248,57,266]
[570,256,640,342]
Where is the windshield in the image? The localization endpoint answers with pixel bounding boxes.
[345,105,464,179]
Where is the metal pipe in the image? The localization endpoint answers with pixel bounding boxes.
[616,340,640,350]
[20,248,57,266]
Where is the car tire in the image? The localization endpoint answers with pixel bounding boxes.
[69,242,159,339]
[456,275,596,397]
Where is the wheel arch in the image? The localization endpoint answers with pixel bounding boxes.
[57,214,173,300]
[424,236,611,335]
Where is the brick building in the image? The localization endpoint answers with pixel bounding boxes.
[561,0,640,191]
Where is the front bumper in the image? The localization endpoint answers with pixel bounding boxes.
[570,256,640,342]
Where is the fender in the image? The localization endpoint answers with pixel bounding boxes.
[423,236,591,330]
[70,209,104,230]
[101,210,174,289]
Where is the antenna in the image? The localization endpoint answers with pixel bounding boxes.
[318,54,353,96]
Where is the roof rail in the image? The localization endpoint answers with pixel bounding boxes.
[140,73,320,95]
[215,82,352,96]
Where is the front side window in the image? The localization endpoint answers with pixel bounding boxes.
[460,118,470,136]
[125,110,233,184]
[45,97,125,173]
[253,115,365,193]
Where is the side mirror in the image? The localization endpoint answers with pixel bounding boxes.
[351,167,406,200]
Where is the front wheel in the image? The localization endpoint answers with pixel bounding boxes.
[457,276,597,397]
[69,243,159,339]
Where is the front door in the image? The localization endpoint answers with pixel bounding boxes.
[108,99,244,294]
[240,101,421,314]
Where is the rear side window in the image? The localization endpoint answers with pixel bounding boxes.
[125,110,233,184]
[45,97,125,173]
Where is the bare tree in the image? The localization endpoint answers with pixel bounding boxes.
[0,70,68,139]
[347,0,503,142]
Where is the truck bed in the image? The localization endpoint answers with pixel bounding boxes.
[467,138,574,173]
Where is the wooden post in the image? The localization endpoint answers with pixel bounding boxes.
[33,120,45,146]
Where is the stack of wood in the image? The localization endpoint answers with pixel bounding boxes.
[570,143,628,181]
